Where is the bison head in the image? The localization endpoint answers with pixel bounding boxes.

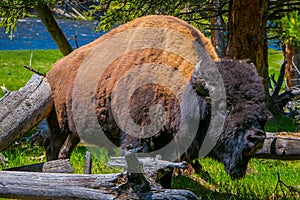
[205,59,267,179]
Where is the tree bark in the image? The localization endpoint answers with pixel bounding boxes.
[0,74,53,152]
[34,3,73,56]
[226,0,269,97]
[252,132,300,160]
[285,44,300,89]
[0,170,199,200]
[84,151,92,174]
[210,0,226,57]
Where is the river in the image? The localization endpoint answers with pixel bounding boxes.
[0,18,104,50]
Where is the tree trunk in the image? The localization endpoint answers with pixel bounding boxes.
[210,0,226,57]
[34,3,73,56]
[226,0,269,97]
[0,75,53,152]
[285,44,300,90]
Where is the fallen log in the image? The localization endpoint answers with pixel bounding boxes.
[108,154,188,188]
[0,153,199,200]
[0,74,53,152]
[108,155,188,174]
[0,171,199,200]
[252,132,300,160]
[4,159,73,173]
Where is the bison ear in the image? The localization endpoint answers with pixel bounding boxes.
[190,60,209,96]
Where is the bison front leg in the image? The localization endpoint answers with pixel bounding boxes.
[57,132,80,159]
[44,108,68,161]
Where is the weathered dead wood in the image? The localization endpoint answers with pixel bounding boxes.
[252,132,300,160]
[0,171,123,200]
[0,171,199,200]
[84,151,92,174]
[23,65,46,77]
[108,155,188,176]
[0,74,53,152]
[0,152,198,199]
[4,159,73,173]
[109,154,188,189]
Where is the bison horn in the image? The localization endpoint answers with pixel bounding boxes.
[191,60,209,96]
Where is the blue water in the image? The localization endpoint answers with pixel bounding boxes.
[0,18,104,50]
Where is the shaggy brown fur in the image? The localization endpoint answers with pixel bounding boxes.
[210,60,267,178]
[47,15,218,136]
[45,15,267,179]
[46,15,218,160]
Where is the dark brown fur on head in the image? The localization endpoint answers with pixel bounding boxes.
[207,59,267,179]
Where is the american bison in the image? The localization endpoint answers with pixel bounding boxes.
[45,15,267,179]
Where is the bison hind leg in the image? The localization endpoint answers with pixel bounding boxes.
[44,108,68,161]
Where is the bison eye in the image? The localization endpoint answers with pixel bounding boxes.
[226,100,234,116]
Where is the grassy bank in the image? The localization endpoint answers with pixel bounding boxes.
[0,49,299,199]
[0,49,62,96]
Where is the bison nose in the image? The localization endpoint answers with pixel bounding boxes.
[245,128,266,154]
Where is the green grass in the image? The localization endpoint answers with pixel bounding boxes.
[268,48,284,80]
[1,49,300,199]
[173,158,300,199]
[0,49,62,96]
[0,142,121,174]
[264,114,297,132]
[70,145,122,174]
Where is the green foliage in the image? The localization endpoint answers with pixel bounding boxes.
[0,0,32,35]
[269,10,300,48]
[0,0,56,36]
[268,49,284,80]
[281,10,300,47]
[88,0,228,32]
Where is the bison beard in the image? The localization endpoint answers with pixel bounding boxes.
[207,60,267,179]
[45,15,267,179]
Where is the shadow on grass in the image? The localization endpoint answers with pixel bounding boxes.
[172,175,255,200]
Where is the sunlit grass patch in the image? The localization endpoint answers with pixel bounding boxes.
[268,48,284,80]
[0,49,62,96]
[70,144,122,174]
[173,158,300,199]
